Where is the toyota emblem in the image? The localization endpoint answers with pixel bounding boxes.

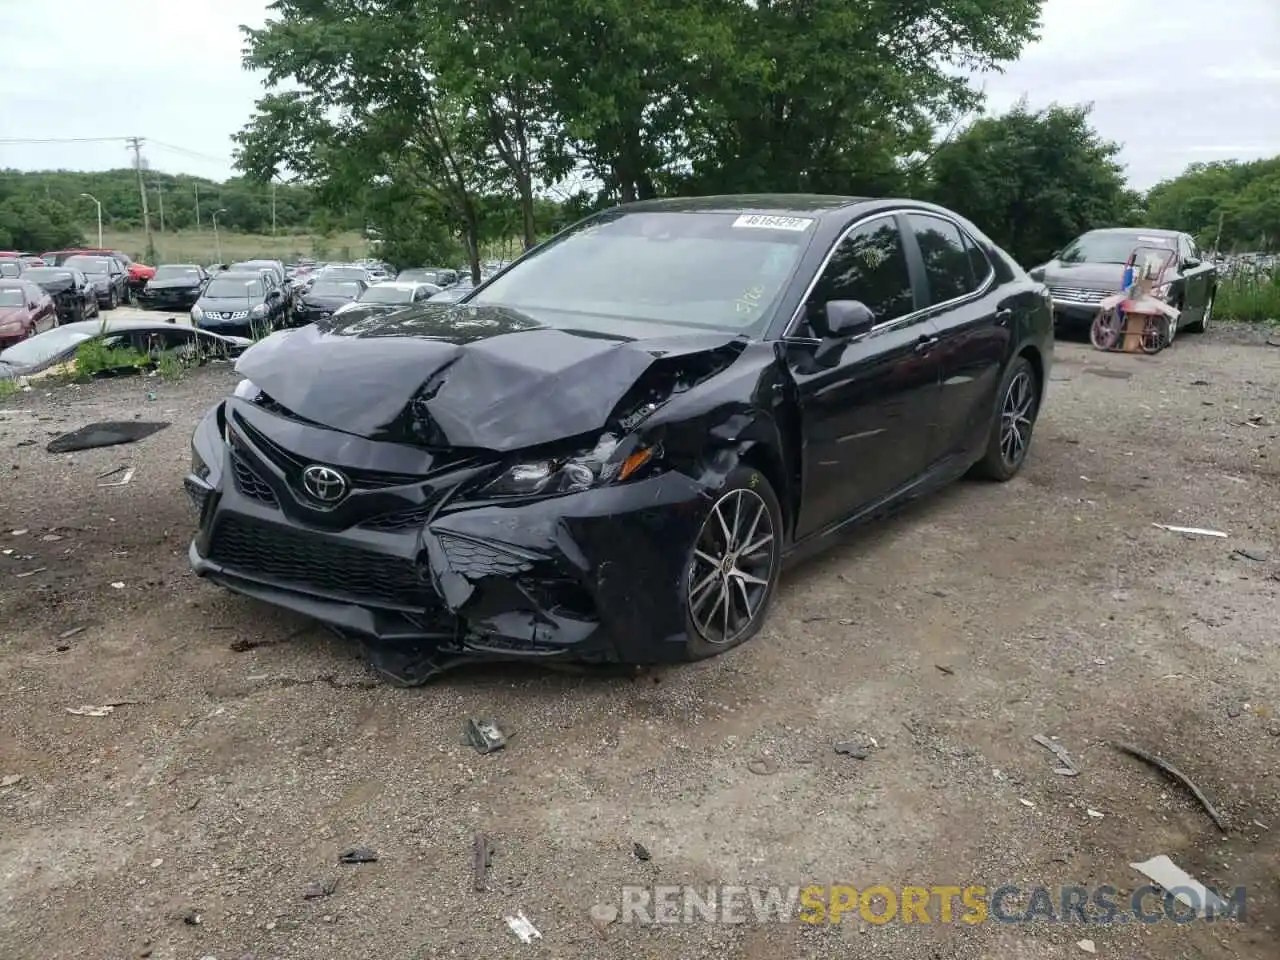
[300,464,349,503]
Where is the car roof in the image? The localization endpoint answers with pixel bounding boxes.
[366,280,424,290]
[1083,227,1181,238]
[56,319,221,335]
[616,193,871,218]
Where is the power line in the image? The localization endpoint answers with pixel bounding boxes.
[0,136,130,144]
[148,139,229,164]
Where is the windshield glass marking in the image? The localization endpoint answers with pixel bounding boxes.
[732,214,814,231]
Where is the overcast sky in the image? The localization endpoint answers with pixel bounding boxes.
[0,0,1276,191]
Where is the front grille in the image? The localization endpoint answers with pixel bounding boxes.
[438,534,533,578]
[209,310,249,321]
[208,514,430,606]
[231,454,277,505]
[1049,285,1110,304]
[360,504,434,531]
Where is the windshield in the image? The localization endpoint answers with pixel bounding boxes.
[358,285,413,304]
[155,265,202,281]
[205,277,262,298]
[0,262,19,278]
[0,327,94,366]
[320,267,367,282]
[0,289,25,307]
[64,256,110,275]
[23,268,71,283]
[231,261,279,277]
[397,269,435,282]
[471,211,809,330]
[1060,232,1177,265]
[310,280,361,298]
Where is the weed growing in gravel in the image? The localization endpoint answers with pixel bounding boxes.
[74,339,149,379]
[156,351,185,381]
[1218,269,1280,324]
[0,378,18,400]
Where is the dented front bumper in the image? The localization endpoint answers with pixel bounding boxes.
[186,401,711,680]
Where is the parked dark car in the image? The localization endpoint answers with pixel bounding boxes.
[293,277,368,325]
[0,319,250,379]
[1031,227,1218,335]
[62,254,129,309]
[331,280,439,319]
[0,280,58,347]
[43,248,154,299]
[20,267,100,323]
[139,264,209,310]
[186,195,1053,685]
[427,276,474,303]
[398,267,459,287]
[191,271,287,335]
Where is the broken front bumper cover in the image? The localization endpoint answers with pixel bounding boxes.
[186,407,711,684]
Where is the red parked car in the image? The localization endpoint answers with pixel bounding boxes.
[42,248,156,301]
[0,280,58,348]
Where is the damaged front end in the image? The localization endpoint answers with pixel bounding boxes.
[186,310,759,684]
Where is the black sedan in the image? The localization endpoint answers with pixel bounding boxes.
[62,254,129,309]
[139,264,209,311]
[186,195,1053,685]
[1031,227,1218,336]
[293,278,368,325]
[20,267,100,323]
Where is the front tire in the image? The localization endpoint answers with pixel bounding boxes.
[683,465,783,659]
[973,355,1040,481]
[107,290,118,310]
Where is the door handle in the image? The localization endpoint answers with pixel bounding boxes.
[914,335,938,354]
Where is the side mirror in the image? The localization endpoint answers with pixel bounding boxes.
[1182,257,1201,270]
[823,300,876,339]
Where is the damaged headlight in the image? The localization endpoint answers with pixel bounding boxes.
[233,378,260,400]
[480,434,657,498]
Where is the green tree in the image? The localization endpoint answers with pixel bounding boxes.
[927,101,1133,266]
[1145,158,1280,253]
[0,195,84,251]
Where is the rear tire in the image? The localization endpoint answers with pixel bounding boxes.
[973,355,1040,481]
[683,465,783,660]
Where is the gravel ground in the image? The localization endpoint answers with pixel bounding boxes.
[0,327,1277,959]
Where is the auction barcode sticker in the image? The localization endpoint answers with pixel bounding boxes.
[732,214,814,231]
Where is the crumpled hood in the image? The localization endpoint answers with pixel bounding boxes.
[199,295,254,308]
[1043,261,1127,289]
[235,302,746,451]
[300,294,356,309]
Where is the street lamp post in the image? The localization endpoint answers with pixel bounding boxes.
[80,193,103,249]
[212,208,228,265]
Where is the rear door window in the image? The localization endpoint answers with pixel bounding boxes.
[906,214,983,306]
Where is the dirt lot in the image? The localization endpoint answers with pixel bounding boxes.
[1,328,1278,959]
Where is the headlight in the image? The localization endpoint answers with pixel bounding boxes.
[479,435,657,498]
[233,378,260,400]
[191,305,203,320]
[250,304,267,317]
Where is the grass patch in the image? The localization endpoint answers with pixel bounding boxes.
[98,228,372,265]
[155,351,185,382]
[74,338,149,379]
[1217,269,1280,324]
[0,378,18,400]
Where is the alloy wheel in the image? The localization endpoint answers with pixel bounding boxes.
[999,370,1036,467]
[687,488,777,646]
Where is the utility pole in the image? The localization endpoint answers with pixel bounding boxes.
[1212,210,1225,257]
[271,181,277,235]
[194,182,201,230]
[126,137,156,261]
[155,181,165,232]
